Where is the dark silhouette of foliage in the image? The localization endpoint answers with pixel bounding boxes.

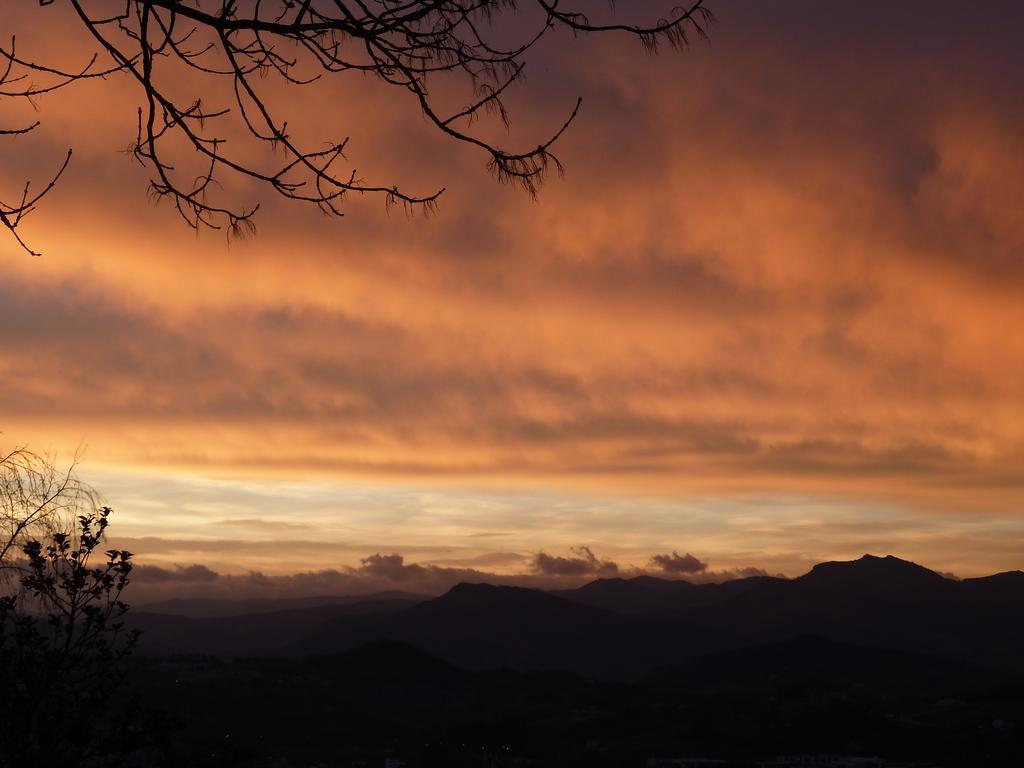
[1,0,712,252]
[0,506,144,768]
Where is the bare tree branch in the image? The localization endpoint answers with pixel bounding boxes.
[0,445,100,576]
[1,0,713,252]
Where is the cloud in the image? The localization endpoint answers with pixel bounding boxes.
[432,551,530,568]
[5,2,1024,495]
[125,553,515,604]
[125,545,635,603]
[644,552,777,583]
[133,564,220,583]
[533,546,619,578]
[682,567,777,585]
[359,553,428,582]
[649,551,708,575]
[212,518,314,531]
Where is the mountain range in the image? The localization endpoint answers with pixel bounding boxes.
[129,554,1024,680]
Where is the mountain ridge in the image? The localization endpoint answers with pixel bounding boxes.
[127,554,1024,679]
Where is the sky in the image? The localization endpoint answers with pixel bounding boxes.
[2,1,1024,598]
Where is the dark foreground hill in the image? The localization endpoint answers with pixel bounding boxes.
[133,636,1024,768]
[128,555,1024,680]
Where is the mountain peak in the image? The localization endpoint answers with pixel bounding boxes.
[446,581,500,595]
[433,582,569,612]
[799,554,949,591]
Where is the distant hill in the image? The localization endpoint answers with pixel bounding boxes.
[297,582,638,677]
[137,590,427,618]
[129,596,422,656]
[551,572,785,613]
[128,555,1024,680]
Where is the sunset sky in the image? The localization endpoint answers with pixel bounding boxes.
[2,1,1023,598]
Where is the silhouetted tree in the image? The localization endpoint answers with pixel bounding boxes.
[0,454,147,767]
[1,0,712,251]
